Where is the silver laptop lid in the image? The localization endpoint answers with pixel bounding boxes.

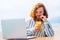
[1,19,27,39]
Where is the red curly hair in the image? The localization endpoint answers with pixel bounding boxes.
[30,3,48,21]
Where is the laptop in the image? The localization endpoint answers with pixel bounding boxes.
[1,19,28,40]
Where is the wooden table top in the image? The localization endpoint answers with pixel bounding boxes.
[29,37,54,40]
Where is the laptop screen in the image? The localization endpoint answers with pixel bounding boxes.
[1,19,27,39]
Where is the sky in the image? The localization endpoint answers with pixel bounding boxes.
[0,0,60,32]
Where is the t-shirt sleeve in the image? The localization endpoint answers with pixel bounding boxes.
[26,19,35,36]
[43,20,54,36]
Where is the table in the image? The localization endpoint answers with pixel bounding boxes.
[29,37,54,40]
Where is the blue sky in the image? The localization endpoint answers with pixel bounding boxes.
[0,0,60,32]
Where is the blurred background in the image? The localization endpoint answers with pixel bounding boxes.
[0,0,60,40]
